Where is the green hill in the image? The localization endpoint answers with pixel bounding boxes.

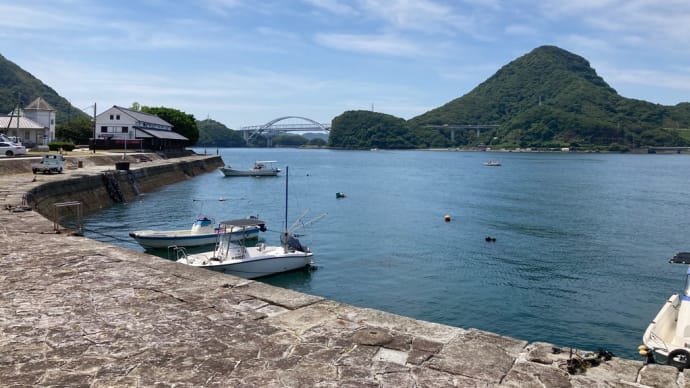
[0,53,88,123]
[197,118,246,147]
[328,45,690,150]
[409,45,690,149]
[329,110,416,149]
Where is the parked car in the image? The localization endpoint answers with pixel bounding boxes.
[32,154,65,174]
[0,141,27,157]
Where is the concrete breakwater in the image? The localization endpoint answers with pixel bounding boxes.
[14,153,224,215]
[0,153,684,387]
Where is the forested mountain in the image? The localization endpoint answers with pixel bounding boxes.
[197,118,246,147]
[0,54,88,123]
[330,46,690,150]
[329,110,417,149]
[410,45,690,149]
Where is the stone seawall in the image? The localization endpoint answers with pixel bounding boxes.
[0,154,683,387]
[22,154,223,216]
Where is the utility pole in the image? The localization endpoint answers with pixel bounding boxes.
[93,103,97,153]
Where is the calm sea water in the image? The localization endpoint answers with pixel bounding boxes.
[83,148,690,359]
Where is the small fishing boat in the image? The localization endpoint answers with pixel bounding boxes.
[483,160,501,166]
[175,166,315,279]
[129,215,264,249]
[219,161,281,177]
[641,252,690,370]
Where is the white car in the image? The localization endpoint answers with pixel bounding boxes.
[0,141,27,157]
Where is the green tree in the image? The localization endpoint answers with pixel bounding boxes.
[56,116,94,144]
[141,106,199,145]
[197,119,246,147]
[329,110,416,149]
[273,134,308,147]
[307,138,327,147]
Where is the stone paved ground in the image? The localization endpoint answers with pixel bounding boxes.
[0,154,684,387]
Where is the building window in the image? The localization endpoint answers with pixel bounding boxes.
[122,126,128,133]
[101,126,108,132]
[110,114,114,120]
[116,115,120,120]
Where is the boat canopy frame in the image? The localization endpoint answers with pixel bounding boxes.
[218,218,267,228]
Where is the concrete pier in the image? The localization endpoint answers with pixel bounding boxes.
[0,153,683,387]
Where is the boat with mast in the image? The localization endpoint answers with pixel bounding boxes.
[174,166,316,279]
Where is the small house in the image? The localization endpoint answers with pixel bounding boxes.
[93,106,189,151]
[0,97,55,146]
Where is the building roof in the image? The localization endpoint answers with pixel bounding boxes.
[25,97,55,111]
[114,106,172,128]
[0,116,46,129]
[135,128,188,140]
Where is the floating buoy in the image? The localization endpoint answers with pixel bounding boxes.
[638,344,650,356]
[444,214,451,222]
[336,192,346,198]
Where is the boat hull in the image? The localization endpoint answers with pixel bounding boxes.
[643,292,690,369]
[208,253,313,278]
[219,167,280,177]
[179,246,313,279]
[129,228,259,249]
[643,294,680,358]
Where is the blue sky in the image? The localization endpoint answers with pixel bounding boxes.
[2,0,690,130]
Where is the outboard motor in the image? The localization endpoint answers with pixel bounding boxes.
[282,233,306,252]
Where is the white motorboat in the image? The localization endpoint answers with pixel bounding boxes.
[483,160,501,166]
[129,215,264,249]
[175,167,315,279]
[219,161,281,177]
[641,252,690,370]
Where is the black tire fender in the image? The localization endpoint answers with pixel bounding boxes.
[667,349,690,370]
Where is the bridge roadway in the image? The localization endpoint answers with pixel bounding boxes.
[0,153,681,387]
[240,116,330,145]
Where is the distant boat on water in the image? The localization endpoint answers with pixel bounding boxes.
[483,160,501,166]
[219,161,281,177]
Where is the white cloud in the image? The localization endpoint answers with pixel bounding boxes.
[358,0,462,34]
[199,0,243,15]
[303,0,358,16]
[537,0,690,51]
[504,24,537,36]
[563,34,612,53]
[0,3,86,30]
[606,67,690,92]
[314,33,422,56]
